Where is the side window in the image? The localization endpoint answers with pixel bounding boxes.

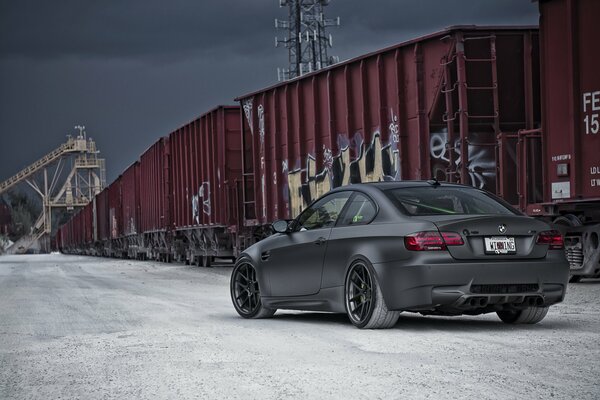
[295,192,351,231]
[339,193,377,226]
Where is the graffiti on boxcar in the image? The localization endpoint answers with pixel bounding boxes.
[127,217,136,236]
[286,130,401,217]
[199,182,211,217]
[110,209,118,239]
[243,99,253,135]
[192,182,212,223]
[281,160,290,217]
[389,110,400,143]
[429,130,496,190]
[260,155,267,219]
[257,105,265,144]
[257,104,267,219]
[192,194,199,224]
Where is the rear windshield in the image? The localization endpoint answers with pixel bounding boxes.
[384,186,517,216]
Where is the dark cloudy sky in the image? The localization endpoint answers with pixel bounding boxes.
[0,0,539,183]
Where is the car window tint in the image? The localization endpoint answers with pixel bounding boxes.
[296,192,351,230]
[385,187,516,216]
[339,193,377,226]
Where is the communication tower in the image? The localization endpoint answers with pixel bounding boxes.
[275,0,340,81]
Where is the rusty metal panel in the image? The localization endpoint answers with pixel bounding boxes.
[121,162,140,236]
[139,137,171,233]
[169,106,241,230]
[540,0,600,202]
[238,26,540,224]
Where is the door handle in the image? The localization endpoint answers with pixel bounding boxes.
[261,251,270,261]
[315,237,327,246]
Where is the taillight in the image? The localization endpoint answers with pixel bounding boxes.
[441,232,464,246]
[536,230,564,249]
[404,231,464,251]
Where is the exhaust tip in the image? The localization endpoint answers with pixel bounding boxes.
[536,297,544,306]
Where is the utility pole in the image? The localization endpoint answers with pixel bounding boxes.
[275,0,340,81]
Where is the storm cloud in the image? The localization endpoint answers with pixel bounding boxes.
[0,0,538,182]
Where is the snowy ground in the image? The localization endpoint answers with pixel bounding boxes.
[0,254,599,399]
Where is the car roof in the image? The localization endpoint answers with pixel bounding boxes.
[329,180,473,194]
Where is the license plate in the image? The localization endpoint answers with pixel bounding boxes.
[484,236,516,254]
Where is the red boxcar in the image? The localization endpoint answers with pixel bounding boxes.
[538,0,600,278]
[121,162,140,236]
[61,205,92,252]
[539,0,600,204]
[137,136,172,260]
[56,223,65,251]
[139,137,171,233]
[80,202,94,246]
[95,187,110,242]
[107,177,122,241]
[169,106,242,229]
[72,210,83,249]
[169,106,242,263]
[237,26,541,225]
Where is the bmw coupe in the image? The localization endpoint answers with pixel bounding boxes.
[230,181,569,329]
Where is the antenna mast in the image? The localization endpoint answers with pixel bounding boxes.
[275,0,340,81]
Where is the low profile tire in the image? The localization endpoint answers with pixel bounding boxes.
[569,275,582,283]
[230,260,276,319]
[497,306,550,324]
[344,260,400,329]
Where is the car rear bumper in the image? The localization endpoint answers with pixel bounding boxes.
[372,253,570,312]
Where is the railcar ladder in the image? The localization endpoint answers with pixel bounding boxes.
[441,33,500,187]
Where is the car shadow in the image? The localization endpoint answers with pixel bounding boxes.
[392,313,572,331]
[266,311,572,331]
[571,279,600,285]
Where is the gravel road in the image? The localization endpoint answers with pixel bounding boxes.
[1,254,599,399]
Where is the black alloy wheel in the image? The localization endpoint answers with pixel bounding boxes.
[344,260,401,329]
[345,262,376,325]
[230,260,276,319]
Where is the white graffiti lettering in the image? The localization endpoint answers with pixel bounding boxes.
[258,104,265,144]
[242,98,254,135]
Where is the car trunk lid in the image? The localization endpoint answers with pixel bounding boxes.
[417,215,549,260]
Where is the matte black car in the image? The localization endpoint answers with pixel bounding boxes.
[230,181,569,329]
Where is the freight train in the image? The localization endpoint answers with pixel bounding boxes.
[57,0,600,280]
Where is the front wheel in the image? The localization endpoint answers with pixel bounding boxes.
[497,306,549,324]
[344,260,400,329]
[230,260,276,319]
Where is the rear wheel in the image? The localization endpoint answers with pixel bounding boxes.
[344,260,400,329]
[497,306,549,324]
[230,260,276,319]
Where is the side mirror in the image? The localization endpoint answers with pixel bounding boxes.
[272,220,290,233]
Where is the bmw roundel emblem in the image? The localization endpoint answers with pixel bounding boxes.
[498,224,507,234]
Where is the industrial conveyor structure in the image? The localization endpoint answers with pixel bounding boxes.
[0,126,106,252]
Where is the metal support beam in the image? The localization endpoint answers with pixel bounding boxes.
[0,127,106,253]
